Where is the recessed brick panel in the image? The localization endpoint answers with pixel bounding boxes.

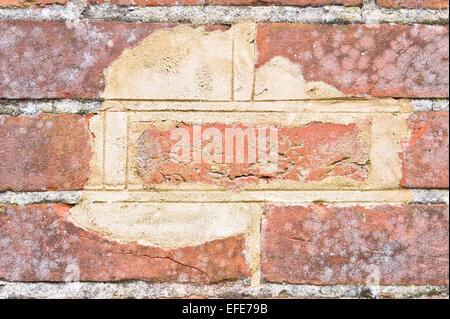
[0,21,172,99]
[256,24,449,98]
[136,122,369,188]
[262,204,449,285]
[0,204,250,283]
[0,114,92,191]
[400,112,449,189]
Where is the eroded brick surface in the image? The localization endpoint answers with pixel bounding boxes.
[256,24,449,98]
[262,204,449,285]
[0,204,250,282]
[136,122,369,188]
[400,112,449,188]
[376,0,449,9]
[0,115,92,191]
[0,21,172,99]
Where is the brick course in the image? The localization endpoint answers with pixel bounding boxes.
[262,204,449,285]
[0,204,250,282]
[0,114,92,191]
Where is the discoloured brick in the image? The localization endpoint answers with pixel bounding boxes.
[0,21,172,99]
[400,112,449,189]
[0,204,250,283]
[262,204,449,285]
[376,0,449,9]
[256,24,449,98]
[0,114,92,192]
[135,122,369,189]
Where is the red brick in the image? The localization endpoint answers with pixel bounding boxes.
[0,0,66,6]
[262,204,449,285]
[0,204,250,282]
[400,112,449,188]
[208,0,361,5]
[136,122,369,189]
[256,24,449,98]
[0,114,92,191]
[0,21,172,99]
[376,0,448,9]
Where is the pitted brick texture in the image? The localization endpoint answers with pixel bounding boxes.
[0,204,250,283]
[136,122,369,189]
[0,21,171,99]
[257,24,449,98]
[400,112,449,189]
[262,204,449,285]
[0,114,92,192]
[376,0,449,9]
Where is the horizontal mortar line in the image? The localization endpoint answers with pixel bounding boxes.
[0,281,447,299]
[105,97,376,102]
[1,5,447,25]
[83,188,417,192]
[89,201,415,205]
[110,109,412,114]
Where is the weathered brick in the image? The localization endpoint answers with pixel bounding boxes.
[0,114,92,191]
[262,204,449,285]
[376,0,448,9]
[0,21,171,99]
[0,204,250,282]
[135,122,369,189]
[400,112,449,189]
[256,24,449,98]
[0,0,66,6]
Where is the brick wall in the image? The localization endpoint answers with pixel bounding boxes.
[0,0,448,298]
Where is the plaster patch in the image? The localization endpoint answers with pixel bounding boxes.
[70,201,258,249]
[254,56,346,100]
[102,25,233,101]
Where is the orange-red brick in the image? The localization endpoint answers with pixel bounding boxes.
[136,122,369,189]
[257,24,449,98]
[0,115,92,191]
[0,204,250,282]
[0,21,171,99]
[376,0,448,9]
[262,204,449,285]
[400,112,449,189]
